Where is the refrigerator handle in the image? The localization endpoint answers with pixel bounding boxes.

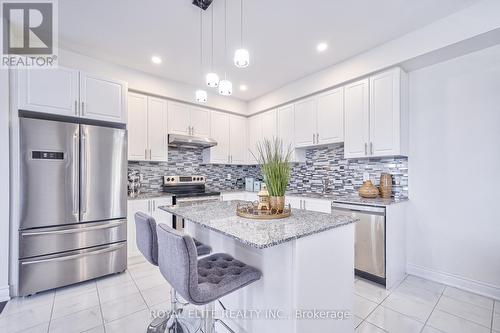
[72,132,79,219]
[81,131,88,216]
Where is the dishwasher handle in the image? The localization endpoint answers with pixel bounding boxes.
[332,203,385,215]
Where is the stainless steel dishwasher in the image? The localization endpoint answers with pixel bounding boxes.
[332,202,386,285]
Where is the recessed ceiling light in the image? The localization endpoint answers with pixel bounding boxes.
[151,56,162,64]
[239,84,247,91]
[316,42,328,52]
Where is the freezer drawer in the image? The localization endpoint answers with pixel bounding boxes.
[19,219,127,259]
[19,242,127,296]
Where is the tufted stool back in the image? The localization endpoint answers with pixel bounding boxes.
[156,223,200,304]
[134,212,159,266]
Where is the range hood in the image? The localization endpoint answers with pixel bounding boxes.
[168,134,217,149]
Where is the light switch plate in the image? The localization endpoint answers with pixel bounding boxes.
[363,172,370,181]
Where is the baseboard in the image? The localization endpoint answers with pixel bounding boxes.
[407,263,500,301]
[0,285,10,302]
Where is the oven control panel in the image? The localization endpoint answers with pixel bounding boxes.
[163,175,205,185]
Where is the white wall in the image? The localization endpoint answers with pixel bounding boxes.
[407,44,500,299]
[59,49,248,115]
[248,0,500,114]
[0,69,10,301]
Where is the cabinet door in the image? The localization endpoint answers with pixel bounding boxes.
[127,93,148,161]
[302,198,331,213]
[229,115,247,164]
[127,199,150,258]
[80,72,127,123]
[277,104,304,162]
[18,67,79,116]
[261,109,277,142]
[369,69,401,157]
[147,97,168,161]
[190,107,211,137]
[285,196,302,210]
[209,111,231,164]
[168,102,190,135]
[151,197,173,228]
[344,79,370,158]
[247,115,262,164]
[317,87,344,144]
[294,98,317,147]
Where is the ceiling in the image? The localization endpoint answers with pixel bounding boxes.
[59,0,479,101]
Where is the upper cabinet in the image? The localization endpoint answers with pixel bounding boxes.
[204,111,246,165]
[18,67,127,123]
[167,102,210,137]
[277,104,305,163]
[344,68,408,158]
[261,109,277,142]
[79,72,128,123]
[18,67,79,117]
[127,92,168,161]
[247,114,262,164]
[293,89,344,148]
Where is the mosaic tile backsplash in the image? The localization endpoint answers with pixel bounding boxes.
[128,145,408,198]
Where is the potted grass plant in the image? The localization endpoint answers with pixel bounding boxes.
[252,138,292,212]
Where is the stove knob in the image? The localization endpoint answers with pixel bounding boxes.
[166,178,170,182]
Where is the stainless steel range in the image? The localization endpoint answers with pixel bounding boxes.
[162,175,220,229]
[18,116,127,296]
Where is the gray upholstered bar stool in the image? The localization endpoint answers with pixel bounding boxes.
[134,212,212,333]
[156,223,262,333]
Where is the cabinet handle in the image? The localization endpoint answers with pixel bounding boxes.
[81,101,85,113]
[145,149,148,160]
[149,149,152,160]
[74,100,78,114]
[191,126,194,135]
[313,134,315,144]
[316,133,319,143]
[153,200,156,212]
[148,200,151,213]
[364,143,368,155]
[370,142,374,155]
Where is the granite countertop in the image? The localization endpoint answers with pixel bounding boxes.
[158,200,357,249]
[128,192,174,201]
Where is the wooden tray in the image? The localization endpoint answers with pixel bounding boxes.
[236,202,291,220]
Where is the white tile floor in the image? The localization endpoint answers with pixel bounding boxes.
[1,258,498,333]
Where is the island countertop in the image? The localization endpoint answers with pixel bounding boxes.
[159,200,357,249]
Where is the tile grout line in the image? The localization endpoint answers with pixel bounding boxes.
[418,285,445,333]
[46,291,56,333]
[94,280,107,333]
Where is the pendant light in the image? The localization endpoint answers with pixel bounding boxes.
[234,0,249,68]
[219,0,232,96]
[206,5,219,88]
[196,10,208,103]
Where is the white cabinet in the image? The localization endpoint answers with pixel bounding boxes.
[127,197,172,258]
[293,88,344,148]
[127,93,168,161]
[247,114,262,164]
[18,67,79,116]
[127,93,148,160]
[230,115,247,164]
[344,78,370,158]
[277,104,306,163]
[316,87,344,144]
[18,67,127,123]
[204,112,246,165]
[287,196,332,213]
[261,109,277,142]
[79,72,128,123]
[167,102,210,137]
[344,68,408,159]
[294,98,317,147]
[369,68,408,157]
[147,97,168,161]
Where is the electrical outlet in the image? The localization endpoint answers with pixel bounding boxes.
[227,173,232,180]
[363,172,370,181]
[140,173,144,182]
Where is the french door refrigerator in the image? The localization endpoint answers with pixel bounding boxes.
[19,116,128,296]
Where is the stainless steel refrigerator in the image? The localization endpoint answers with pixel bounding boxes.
[18,116,128,296]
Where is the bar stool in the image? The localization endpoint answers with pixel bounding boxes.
[156,223,262,333]
[134,212,212,332]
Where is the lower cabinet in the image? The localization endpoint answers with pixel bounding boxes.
[127,197,172,258]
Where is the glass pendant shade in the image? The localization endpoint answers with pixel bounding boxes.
[234,48,250,68]
[195,89,208,103]
[206,72,219,87]
[218,79,232,96]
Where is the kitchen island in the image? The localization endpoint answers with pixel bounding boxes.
[160,200,357,333]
